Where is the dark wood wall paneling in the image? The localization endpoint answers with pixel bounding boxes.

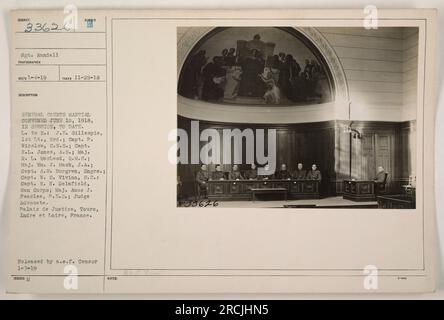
[177,116,415,199]
[394,121,416,189]
[335,120,416,194]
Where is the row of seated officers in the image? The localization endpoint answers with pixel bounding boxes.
[196,163,322,187]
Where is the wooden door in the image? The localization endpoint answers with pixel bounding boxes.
[375,133,392,179]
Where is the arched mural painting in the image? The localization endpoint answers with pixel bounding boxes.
[178,27,336,106]
[176,26,417,211]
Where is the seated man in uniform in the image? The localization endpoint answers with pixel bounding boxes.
[195,164,209,198]
[228,164,244,180]
[306,164,322,181]
[211,164,226,180]
[257,164,275,180]
[196,164,209,186]
[244,163,258,180]
[275,163,291,180]
[292,162,306,180]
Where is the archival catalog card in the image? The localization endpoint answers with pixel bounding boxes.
[6,9,438,294]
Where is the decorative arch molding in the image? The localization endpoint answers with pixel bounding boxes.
[177,27,350,123]
[177,27,214,74]
[296,27,349,102]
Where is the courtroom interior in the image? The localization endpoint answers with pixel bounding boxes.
[176,27,419,209]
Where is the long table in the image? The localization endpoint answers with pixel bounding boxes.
[206,179,320,201]
[342,180,375,202]
[251,187,288,202]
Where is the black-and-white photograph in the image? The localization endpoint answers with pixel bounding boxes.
[3,6,439,297]
[176,26,418,209]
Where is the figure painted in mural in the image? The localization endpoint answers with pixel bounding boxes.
[305,59,322,99]
[303,59,314,78]
[279,54,302,102]
[179,50,207,99]
[224,66,243,100]
[238,48,265,97]
[202,56,226,101]
[278,52,286,67]
[219,48,229,66]
[245,34,266,59]
[259,67,280,104]
[224,48,237,66]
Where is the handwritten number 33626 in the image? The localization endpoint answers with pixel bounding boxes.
[24,22,71,33]
[181,200,219,207]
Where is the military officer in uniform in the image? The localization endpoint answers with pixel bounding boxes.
[292,163,307,180]
[229,164,244,180]
[211,164,226,180]
[276,163,291,180]
[196,164,209,187]
[244,163,258,180]
[258,164,275,180]
[195,164,209,199]
[306,164,322,181]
